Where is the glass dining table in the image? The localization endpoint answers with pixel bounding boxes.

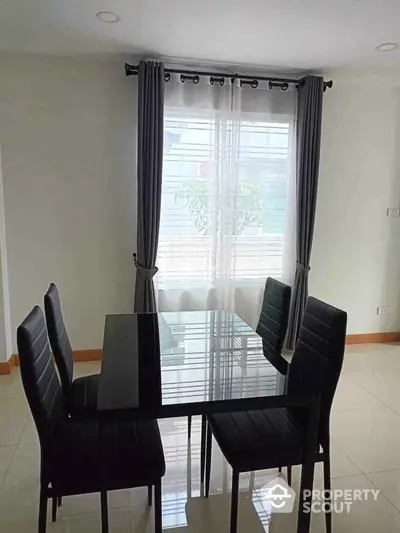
[97,310,318,533]
[97,310,289,417]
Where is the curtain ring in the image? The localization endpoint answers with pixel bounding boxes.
[210,76,225,86]
[164,72,171,82]
[181,74,200,84]
[251,80,258,89]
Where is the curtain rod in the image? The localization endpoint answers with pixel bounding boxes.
[124,63,333,91]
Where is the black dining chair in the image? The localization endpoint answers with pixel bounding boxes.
[197,278,291,456]
[204,297,347,533]
[44,282,99,418]
[190,279,292,442]
[18,306,166,533]
[256,277,291,373]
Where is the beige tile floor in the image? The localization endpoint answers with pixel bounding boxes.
[1,346,400,532]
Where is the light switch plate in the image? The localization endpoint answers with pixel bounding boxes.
[377,306,389,315]
[387,208,400,218]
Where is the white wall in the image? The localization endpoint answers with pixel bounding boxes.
[0,55,138,352]
[1,56,400,350]
[311,73,400,334]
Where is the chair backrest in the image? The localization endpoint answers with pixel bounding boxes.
[256,278,291,363]
[287,296,347,446]
[17,306,66,449]
[44,283,74,397]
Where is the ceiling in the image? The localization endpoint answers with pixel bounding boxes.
[1,0,400,70]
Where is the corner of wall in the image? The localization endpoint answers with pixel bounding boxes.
[0,146,13,362]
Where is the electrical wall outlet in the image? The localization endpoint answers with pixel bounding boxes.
[387,208,400,218]
[377,306,389,315]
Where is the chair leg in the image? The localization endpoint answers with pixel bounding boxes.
[57,496,62,507]
[200,415,206,485]
[52,495,57,522]
[323,453,332,533]
[287,465,292,486]
[278,466,282,473]
[188,416,192,440]
[154,480,162,533]
[38,487,48,533]
[205,423,212,497]
[100,490,109,533]
[148,485,153,506]
[230,471,239,533]
[297,462,315,533]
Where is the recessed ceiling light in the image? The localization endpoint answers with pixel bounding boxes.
[375,42,399,52]
[96,11,120,23]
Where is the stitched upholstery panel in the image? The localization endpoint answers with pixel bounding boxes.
[256,278,291,370]
[208,407,304,471]
[70,375,100,418]
[44,283,74,395]
[52,417,166,494]
[45,283,98,415]
[17,306,67,449]
[287,296,347,443]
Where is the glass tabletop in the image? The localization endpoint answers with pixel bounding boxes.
[98,310,288,415]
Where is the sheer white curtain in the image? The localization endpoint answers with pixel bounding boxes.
[156,74,297,328]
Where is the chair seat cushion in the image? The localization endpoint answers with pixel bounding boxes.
[69,374,100,417]
[51,417,165,494]
[207,408,305,472]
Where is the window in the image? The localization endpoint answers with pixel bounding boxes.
[159,111,292,286]
[157,78,296,321]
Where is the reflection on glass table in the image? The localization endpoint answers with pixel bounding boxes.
[159,311,284,406]
[99,310,287,413]
[159,415,275,532]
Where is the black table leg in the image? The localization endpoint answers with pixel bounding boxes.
[154,481,162,533]
[52,495,57,522]
[230,471,239,533]
[101,490,109,533]
[38,487,47,533]
[287,465,292,486]
[188,416,192,440]
[200,415,206,485]
[205,424,212,497]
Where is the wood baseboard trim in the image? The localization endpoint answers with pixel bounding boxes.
[0,354,18,375]
[73,349,102,362]
[2,332,399,375]
[10,349,102,370]
[346,332,400,344]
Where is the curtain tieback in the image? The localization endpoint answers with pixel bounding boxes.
[296,261,311,274]
[133,253,159,279]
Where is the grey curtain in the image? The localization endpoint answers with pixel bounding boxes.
[286,75,324,349]
[134,61,165,312]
